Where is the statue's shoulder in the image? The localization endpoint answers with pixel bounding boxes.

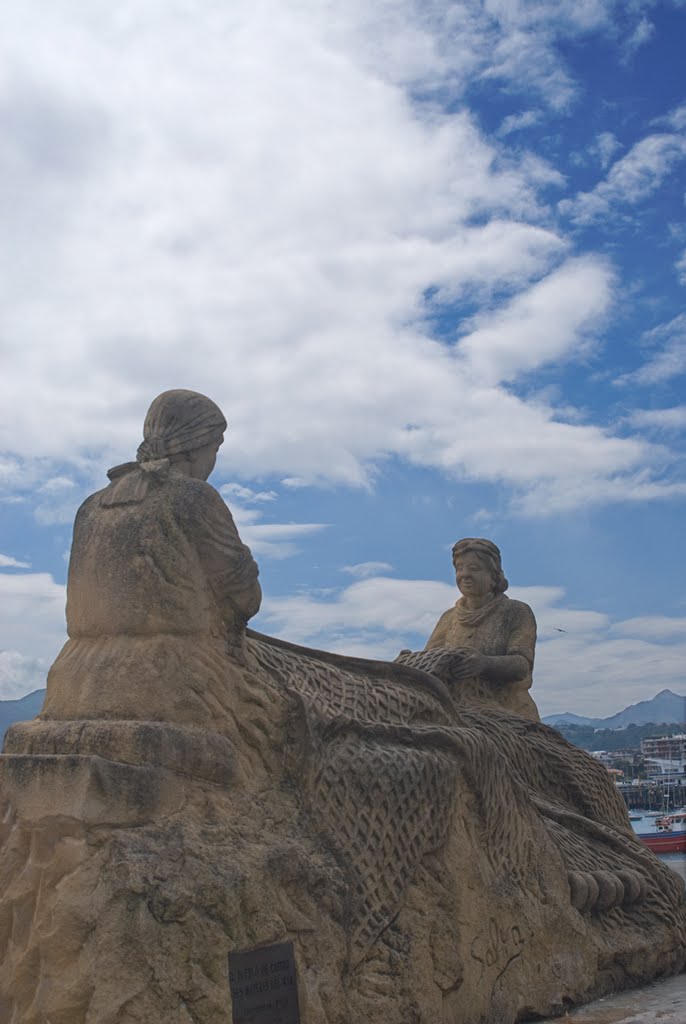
[74,487,109,522]
[502,595,536,625]
[435,604,459,628]
[165,474,231,518]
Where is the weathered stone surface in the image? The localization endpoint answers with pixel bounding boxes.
[1,395,684,1024]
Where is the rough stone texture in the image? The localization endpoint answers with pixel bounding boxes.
[1,396,684,1024]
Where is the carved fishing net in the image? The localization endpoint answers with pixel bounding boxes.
[247,634,540,962]
[246,635,686,960]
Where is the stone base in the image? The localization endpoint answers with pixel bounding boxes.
[1,745,685,1024]
[4,718,237,786]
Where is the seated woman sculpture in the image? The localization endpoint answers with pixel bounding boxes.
[40,388,262,729]
[400,537,539,721]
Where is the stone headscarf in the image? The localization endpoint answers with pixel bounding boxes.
[102,390,227,506]
[136,390,227,463]
[451,538,509,594]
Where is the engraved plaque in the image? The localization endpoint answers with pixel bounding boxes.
[228,941,301,1024]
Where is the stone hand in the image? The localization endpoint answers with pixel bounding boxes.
[448,651,488,681]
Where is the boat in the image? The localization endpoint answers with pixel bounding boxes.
[637,813,686,854]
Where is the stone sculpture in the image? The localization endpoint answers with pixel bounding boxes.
[399,537,539,721]
[43,388,261,727]
[1,391,684,1024]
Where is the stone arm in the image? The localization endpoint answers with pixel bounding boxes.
[417,599,536,689]
[449,651,529,683]
[194,487,262,627]
[451,601,536,686]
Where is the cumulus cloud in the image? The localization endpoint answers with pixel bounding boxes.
[594,131,621,169]
[221,490,328,560]
[560,131,686,224]
[498,110,542,136]
[342,561,394,578]
[33,475,82,526]
[677,249,686,285]
[611,616,686,641]
[455,255,613,383]
[255,576,453,661]
[0,554,31,569]
[0,0,682,522]
[628,406,686,432]
[0,570,66,699]
[621,16,655,61]
[511,472,686,517]
[0,652,49,702]
[221,483,277,504]
[617,314,686,387]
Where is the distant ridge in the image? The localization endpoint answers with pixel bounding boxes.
[0,689,46,744]
[543,688,686,730]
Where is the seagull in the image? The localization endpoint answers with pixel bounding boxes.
[553,627,567,633]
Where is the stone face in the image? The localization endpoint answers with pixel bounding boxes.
[1,399,685,1024]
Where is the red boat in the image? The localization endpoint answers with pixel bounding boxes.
[637,812,686,854]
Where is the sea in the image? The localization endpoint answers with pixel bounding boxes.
[630,811,686,883]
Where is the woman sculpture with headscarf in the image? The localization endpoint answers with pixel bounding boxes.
[41,389,261,728]
[400,537,539,721]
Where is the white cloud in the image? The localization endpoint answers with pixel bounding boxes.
[455,255,613,383]
[621,16,655,61]
[611,616,686,641]
[628,406,686,432]
[677,249,686,285]
[33,475,81,526]
[342,561,394,578]
[225,499,327,560]
[560,131,686,224]
[498,110,542,136]
[0,554,31,569]
[0,651,49,702]
[221,483,277,503]
[0,570,66,699]
[259,576,456,650]
[661,101,686,133]
[0,1,682,520]
[617,314,686,386]
[511,471,686,517]
[594,131,621,169]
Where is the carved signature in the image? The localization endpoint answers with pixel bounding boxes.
[470,918,526,983]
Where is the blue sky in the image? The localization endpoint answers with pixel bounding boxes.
[1,0,685,716]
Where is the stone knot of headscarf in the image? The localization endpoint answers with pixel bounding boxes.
[136,389,227,463]
[102,390,227,507]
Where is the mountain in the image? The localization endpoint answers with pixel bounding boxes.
[543,711,606,728]
[0,689,46,745]
[543,689,686,730]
